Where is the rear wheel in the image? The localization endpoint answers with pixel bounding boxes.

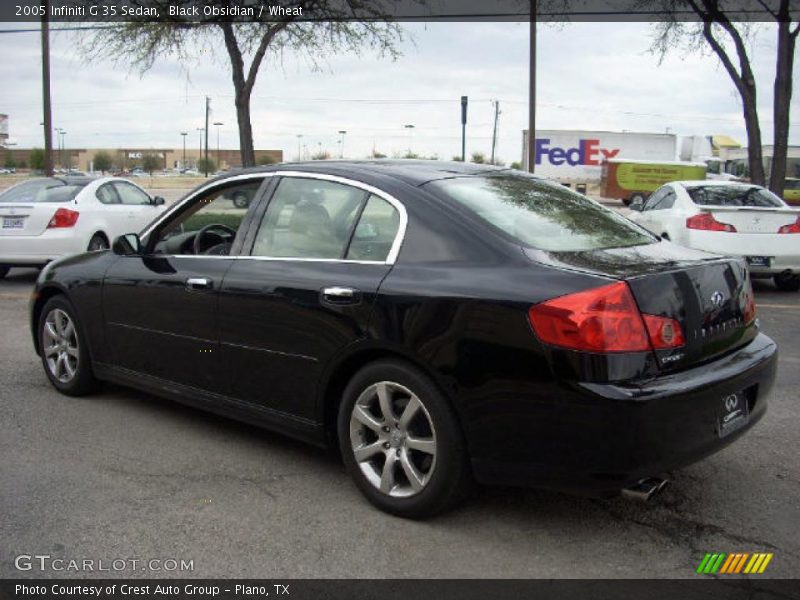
[774,273,800,292]
[87,234,109,252]
[338,360,472,518]
[38,296,98,396]
[628,192,647,206]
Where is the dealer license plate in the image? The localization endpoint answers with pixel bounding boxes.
[2,216,25,229]
[717,390,750,438]
[745,256,771,268]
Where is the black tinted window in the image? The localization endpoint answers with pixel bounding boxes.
[0,178,85,203]
[686,185,785,207]
[426,174,655,252]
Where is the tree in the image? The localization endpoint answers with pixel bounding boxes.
[650,1,798,194]
[4,151,15,169]
[82,1,404,168]
[141,154,161,175]
[29,148,45,171]
[197,157,217,173]
[371,151,388,159]
[93,151,112,174]
[451,155,464,162]
[258,154,278,165]
[510,161,523,170]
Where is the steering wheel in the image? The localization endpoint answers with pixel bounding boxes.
[193,223,236,255]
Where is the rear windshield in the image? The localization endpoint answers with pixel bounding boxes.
[425,174,656,252]
[686,185,785,208]
[0,179,85,203]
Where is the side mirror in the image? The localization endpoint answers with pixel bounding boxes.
[152,196,166,206]
[112,233,142,256]
[629,198,644,211]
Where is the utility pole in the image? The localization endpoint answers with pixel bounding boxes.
[196,127,204,169]
[204,96,210,176]
[213,121,223,169]
[490,100,500,165]
[528,0,537,173]
[461,96,468,162]
[41,0,53,177]
[181,132,187,170]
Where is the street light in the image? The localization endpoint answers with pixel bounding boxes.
[296,134,303,161]
[213,122,223,170]
[403,124,415,156]
[180,132,188,171]
[196,127,204,169]
[338,130,347,159]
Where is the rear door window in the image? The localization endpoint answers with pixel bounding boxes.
[346,194,401,262]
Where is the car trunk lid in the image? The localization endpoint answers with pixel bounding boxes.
[525,241,756,370]
[0,204,66,237]
[696,205,800,234]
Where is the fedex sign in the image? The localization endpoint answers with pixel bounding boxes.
[535,138,620,166]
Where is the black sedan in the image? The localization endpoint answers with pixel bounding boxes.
[30,161,777,517]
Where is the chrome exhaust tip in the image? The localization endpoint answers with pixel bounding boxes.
[621,477,669,502]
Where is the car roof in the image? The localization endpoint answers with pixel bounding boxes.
[210,159,515,188]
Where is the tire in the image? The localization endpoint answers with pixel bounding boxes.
[661,232,670,241]
[232,192,250,209]
[87,233,109,252]
[0,265,9,280]
[38,295,98,396]
[774,273,800,292]
[338,359,472,518]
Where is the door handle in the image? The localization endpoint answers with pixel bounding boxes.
[322,286,361,305]
[186,277,213,291]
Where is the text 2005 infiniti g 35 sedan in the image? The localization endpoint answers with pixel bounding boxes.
[30,161,777,517]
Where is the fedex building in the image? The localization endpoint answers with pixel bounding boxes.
[521,129,677,182]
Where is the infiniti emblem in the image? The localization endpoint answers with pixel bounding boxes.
[710,291,725,307]
[724,394,739,412]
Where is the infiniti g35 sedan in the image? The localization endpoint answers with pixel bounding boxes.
[30,161,777,517]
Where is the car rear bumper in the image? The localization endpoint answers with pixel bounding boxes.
[0,231,85,265]
[469,332,777,495]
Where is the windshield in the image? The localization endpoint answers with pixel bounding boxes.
[0,178,85,203]
[686,185,785,208]
[425,173,656,252]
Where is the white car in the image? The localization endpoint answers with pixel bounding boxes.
[0,176,167,279]
[628,180,800,291]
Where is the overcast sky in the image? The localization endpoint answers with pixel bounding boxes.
[1,20,797,163]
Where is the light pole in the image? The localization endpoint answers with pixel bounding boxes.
[180,132,187,170]
[196,127,204,170]
[403,124,415,156]
[213,122,223,170]
[338,130,347,159]
[54,127,63,168]
[296,134,303,161]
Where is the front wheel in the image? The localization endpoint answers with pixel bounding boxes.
[38,296,98,396]
[338,360,472,518]
[774,273,800,292]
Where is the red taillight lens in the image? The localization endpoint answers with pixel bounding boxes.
[743,280,757,325]
[777,216,800,234]
[642,314,685,349]
[686,213,737,232]
[47,208,79,228]
[528,282,686,353]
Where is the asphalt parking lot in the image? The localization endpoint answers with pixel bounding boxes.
[1,267,798,579]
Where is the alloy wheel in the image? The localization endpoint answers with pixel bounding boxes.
[42,308,80,384]
[349,381,437,498]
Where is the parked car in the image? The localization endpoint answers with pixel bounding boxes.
[627,181,800,291]
[784,177,800,206]
[30,162,776,517]
[0,176,166,279]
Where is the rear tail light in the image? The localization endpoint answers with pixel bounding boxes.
[686,213,737,232]
[777,216,800,234]
[47,208,79,228]
[743,279,757,325]
[528,281,685,353]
